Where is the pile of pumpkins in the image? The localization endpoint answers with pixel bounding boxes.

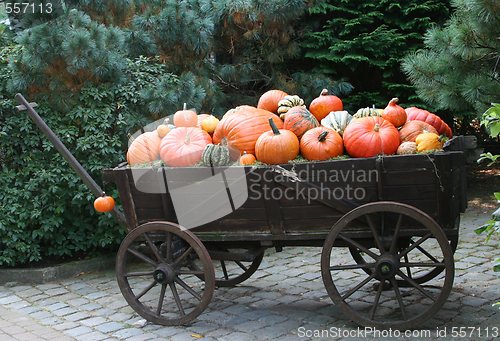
[126,90,453,167]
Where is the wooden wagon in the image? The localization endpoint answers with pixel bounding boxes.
[17,94,473,330]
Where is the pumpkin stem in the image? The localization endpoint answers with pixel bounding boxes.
[389,98,399,105]
[184,130,191,144]
[318,131,329,142]
[320,89,329,96]
[374,124,380,132]
[183,103,187,110]
[268,118,280,135]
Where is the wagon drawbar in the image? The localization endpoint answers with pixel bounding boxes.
[17,93,476,330]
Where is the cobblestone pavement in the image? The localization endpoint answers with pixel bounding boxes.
[0,205,498,341]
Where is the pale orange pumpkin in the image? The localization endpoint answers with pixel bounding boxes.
[126,131,162,165]
[173,103,198,127]
[399,121,438,143]
[160,127,212,167]
[257,89,288,113]
[255,118,299,164]
[300,127,344,161]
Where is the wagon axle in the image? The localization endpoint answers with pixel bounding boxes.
[375,255,399,280]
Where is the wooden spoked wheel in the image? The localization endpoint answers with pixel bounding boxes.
[192,248,264,287]
[321,202,454,329]
[212,249,264,287]
[349,216,459,285]
[116,222,215,326]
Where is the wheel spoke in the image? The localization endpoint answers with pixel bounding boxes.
[220,260,229,280]
[135,281,156,301]
[143,233,164,262]
[342,274,375,300]
[127,247,157,267]
[338,234,379,260]
[165,232,172,262]
[366,214,384,253]
[404,254,412,279]
[396,270,436,301]
[389,214,403,254]
[156,284,166,316]
[398,233,432,259]
[413,241,440,263]
[174,247,193,267]
[390,278,407,320]
[125,271,154,277]
[369,280,384,320]
[235,260,248,272]
[400,262,446,268]
[329,263,376,271]
[169,283,185,316]
[175,277,202,301]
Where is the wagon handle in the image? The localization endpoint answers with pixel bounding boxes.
[15,93,127,225]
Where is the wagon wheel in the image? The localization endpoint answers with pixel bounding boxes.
[212,248,264,287]
[192,248,264,287]
[116,222,215,326]
[348,216,459,285]
[321,202,454,329]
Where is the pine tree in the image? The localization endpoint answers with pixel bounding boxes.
[403,0,500,118]
[300,0,452,111]
[8,9,128,109]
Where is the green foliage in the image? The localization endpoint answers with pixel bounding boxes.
[301,0,451,111]
[403,0,500,118]
[8,9,127,109]
[0,43,182,266]
[481,103,500,138]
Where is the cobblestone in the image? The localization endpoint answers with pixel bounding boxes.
[0,207,498,340]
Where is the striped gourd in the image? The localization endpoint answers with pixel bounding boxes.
[321,111,353,135]
[277,95,305,115]
[201,144,233,167]
[353,106,384,119]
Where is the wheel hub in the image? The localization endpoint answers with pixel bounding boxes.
[375,254,399,280]
[153,264,176,284]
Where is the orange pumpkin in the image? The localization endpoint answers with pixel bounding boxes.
[406,107,452,138]
[300,127,344,161]
[212,106,284,155]
[173,103,198,127]
[94,195,115,213]
[282,106,319,138]
[156,124,170,138]
[309,89,343,122]
[255,118,299,164]
[240,152,257,165]
[399,121,438,142]
[126,131,162,165]
[160,127,212,167]
[383,98,407,127]
[257,89,288,113]
[343,117,400,158]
